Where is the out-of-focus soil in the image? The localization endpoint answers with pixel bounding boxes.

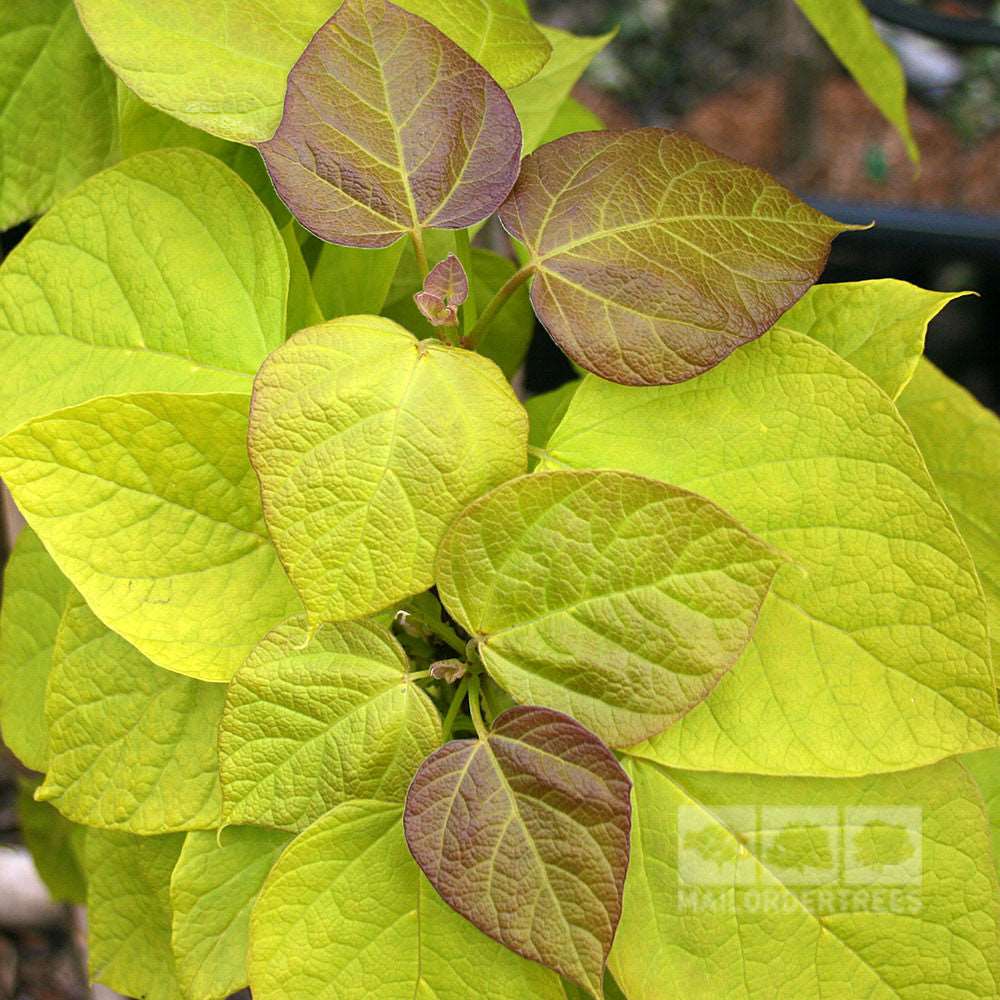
[679,74,1000,213]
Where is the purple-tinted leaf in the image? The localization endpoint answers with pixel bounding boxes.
[415,254,469,328]
[429,658,466,683]
[259,0,522,248]
[499,128,858,386]
[404,705,632,998]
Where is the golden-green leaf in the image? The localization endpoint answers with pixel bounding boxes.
[794,0,918,163]
[436,469,782,747]
[249,316,527,623]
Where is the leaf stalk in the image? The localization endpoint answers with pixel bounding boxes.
[410,228,430,279]
[464,265,534,349]
[441,677,470,742]
[467,674,489,740]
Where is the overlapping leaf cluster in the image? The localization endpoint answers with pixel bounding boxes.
[0,2,997,999]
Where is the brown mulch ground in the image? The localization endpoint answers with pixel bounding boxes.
[679,73,1000,215]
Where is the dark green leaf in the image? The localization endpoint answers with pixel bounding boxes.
[16,779,87,904]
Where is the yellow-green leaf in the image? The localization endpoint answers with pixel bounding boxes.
[77,0,549,145]
[38,593,226,833]
[610,757,1000,998]
[776,279,969,399]
[280,223,324,336]
[544,330,999,774]
[116,82,289,226]
[436,469,782,747]
[898,360,1000,667]
[0,527,76,771]
[499,129,854,386]
[0,149,288,437]
[171,827,291,1000]
[509,24,615,154]
[540,97,605,146]
[964,749,1000,879]
[220,617,440,831]
[526,381,580,453]
[249,800,566,1000]
[0,0,116,229]
[794,0,918,163]
[418,0,551,89]
[16,778,87,904]
[0,392,303,681]
[312,242,407,321]
[249,317,527,623]
[86,829,185,1000]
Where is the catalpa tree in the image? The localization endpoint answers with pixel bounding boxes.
[0,1,997,999]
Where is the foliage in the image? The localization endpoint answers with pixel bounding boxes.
[792,0,919,162]
[0,1,997,999]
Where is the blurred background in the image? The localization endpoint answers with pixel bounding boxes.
[521,0,1000,410]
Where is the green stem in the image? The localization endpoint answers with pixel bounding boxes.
[410,228,430,279]
[465,265,534,349]
[441,677,470,742]
[403,598,467,656]
[453,229,478,333]
[405,669,434,681]
[468,675,489,740]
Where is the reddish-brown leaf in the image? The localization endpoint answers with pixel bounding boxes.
[259,0,522,248]
[404,705,632,998]
[499,128,858,386]
[415,253,469,327]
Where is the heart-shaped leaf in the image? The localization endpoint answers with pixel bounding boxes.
[404,706,632,998]
[415,254,469,328]
[259,0,522,248]
[436,469,783,747]
[248,316,527,623]
[0,392,303,681]
[0,148,289,438]
[219,616,440,831]
[498,129,855,386]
